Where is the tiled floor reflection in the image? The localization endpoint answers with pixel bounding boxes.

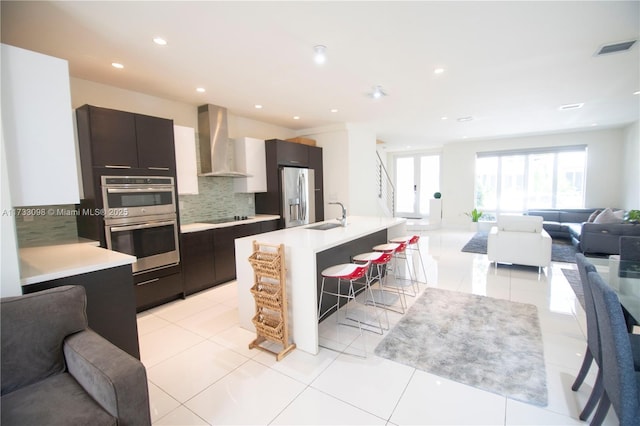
[138,229,618,425]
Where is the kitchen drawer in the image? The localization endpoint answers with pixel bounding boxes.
[134,266,184,311]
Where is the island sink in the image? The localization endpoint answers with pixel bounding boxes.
[306,223,343,230]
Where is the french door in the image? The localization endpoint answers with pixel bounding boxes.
[395,154,440,218]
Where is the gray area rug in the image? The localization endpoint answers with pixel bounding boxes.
[461,232,578,263]
[375,288,548,406]
[562,268,585,310]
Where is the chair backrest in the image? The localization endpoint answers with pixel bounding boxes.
[496,214,543,233]
[587,271,640,424]
[575,254,600,365]
[1,286,88,395]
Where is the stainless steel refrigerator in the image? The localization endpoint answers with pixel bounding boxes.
[281,167,315,228]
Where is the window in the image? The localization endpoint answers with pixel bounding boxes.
[475,146,586,217]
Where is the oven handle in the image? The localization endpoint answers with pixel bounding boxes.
[106,187,174,193]
[109,220,176,232]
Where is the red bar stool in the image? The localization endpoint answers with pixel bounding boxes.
[317,260,384,354]
[373,242,418,297]
[390,234,427,284]
[353,251,406,315]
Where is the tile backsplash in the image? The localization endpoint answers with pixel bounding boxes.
[14,180,256,246]
[177,177,255,224]
[14,204,80,246]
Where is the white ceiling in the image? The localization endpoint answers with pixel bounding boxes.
[1,1,639,151]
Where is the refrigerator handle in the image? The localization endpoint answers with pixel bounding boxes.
[299,173,306,221]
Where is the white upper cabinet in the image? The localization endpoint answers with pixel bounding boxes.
[173,125,198,195]
[1,44,80,207]
[233,137,267,193]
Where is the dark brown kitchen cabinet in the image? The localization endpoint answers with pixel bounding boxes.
[181,221,270,294]
[309,146,324,222]
[76,104,176,171]
[214,222,261,284]
[76,105,138,168]
[269,139,309,167]
[181,230,216,295]
[22,264,140,359]
[133,264,183,311]
[256,140,324,225]
[135,113,176,170]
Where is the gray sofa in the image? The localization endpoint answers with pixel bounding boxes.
[1,285,151,426]
[527,208,640,255]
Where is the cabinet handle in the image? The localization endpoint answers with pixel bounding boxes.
[136,278,160,286]
[105,165,132,169]
[289,160,300,164]
[148,167,170,171]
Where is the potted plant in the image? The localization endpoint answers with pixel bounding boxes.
[465,208,483,222]
[625,209,640,223]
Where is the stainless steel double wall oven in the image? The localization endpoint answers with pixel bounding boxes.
[101,176,180,274]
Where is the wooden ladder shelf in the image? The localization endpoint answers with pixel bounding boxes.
[247,241,295,361]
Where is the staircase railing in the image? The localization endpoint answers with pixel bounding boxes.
[376,152,395,217]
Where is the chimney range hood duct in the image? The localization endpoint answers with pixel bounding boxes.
[197,104,249,177]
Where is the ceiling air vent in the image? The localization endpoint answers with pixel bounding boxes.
[596,40,637,56]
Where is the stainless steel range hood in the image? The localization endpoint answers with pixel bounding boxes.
[197,104,249,177]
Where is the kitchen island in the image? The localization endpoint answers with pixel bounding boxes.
[235,215,406,354]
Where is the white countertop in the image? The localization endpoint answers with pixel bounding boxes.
[235,215,406,253]
[181,214,280,233]
[20,243,136,286]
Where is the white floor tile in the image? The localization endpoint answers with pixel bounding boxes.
[176,304,239,338]
[253,345,339,384]
[147,381,180,423]
[137,312,172,336]
[154,405,208,426]
[310,352,414,419]
[139,323,204,368]
[184,360,306,425]
[148,339,249,403]
[271,387,386,425]
[209,324,262,359]
[390,369,506,425]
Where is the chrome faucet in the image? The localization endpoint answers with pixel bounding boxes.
[329,202,347,227]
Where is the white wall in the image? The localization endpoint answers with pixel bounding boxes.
[347,125,384,216]
[71,78,197,127]
[440,127,627,227]
[1,127,22,297]
[621,121,639,210]
[71,77,296,142]
[303,126,350,217]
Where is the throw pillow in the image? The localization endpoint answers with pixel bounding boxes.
[588,209,601,222]
[593,208,624,224]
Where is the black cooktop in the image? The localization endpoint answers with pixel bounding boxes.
[204,216,249,224]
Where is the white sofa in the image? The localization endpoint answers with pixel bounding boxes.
[487,215,552,272]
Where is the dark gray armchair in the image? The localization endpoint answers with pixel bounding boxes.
[1,285,151,426]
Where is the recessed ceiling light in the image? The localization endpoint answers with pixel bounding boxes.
[111,62,124,69]
[254,104,263,109]
[293,116,300,120]
[441,116,448,120]
[368,85,387,99]
[457,116,473,122]
[313,45,327,65]
[153,37,167,46]
[634,90,640,95]
[196,87,206,93]
[559,103,584,110]
[434,67,445,74]
[591,123,598,127]
[330,109,338,113]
